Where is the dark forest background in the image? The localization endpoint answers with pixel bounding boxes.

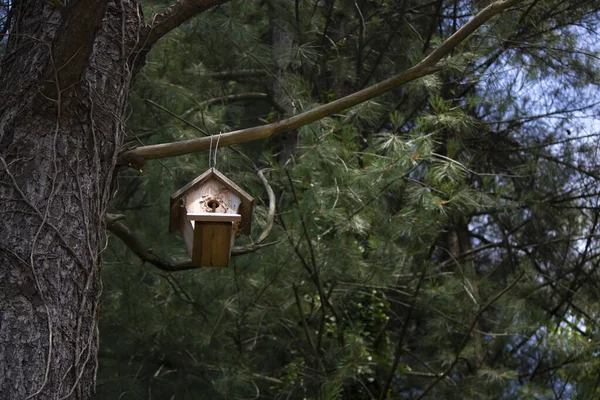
[7,0,596,398]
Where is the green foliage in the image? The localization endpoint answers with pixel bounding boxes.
[97,0,600,399]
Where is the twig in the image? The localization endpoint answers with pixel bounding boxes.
[293,285,326,374]
[181,92,286,118]
[144,99,209,136]
[199,69,268,80]
[378,267,427,399]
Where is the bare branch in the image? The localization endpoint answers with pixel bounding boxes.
[231,167,280,254]
[200,69,268,80]
[105,213,196,271]
[143,0,231,49]
[293,285,326,374]
[231,168,277,255]
[379,268,427,399]
[120,0,524,167]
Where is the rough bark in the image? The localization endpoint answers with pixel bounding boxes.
[0,1,142,398]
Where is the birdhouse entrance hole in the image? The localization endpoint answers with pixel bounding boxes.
[207,199,220,211]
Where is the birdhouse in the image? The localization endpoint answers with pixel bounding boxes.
[170,168,254,267]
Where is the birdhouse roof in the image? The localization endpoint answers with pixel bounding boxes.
[170,168,254,235]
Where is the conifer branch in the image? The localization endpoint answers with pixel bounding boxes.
[293,285,327,375]
[181,92,287,117]
[200,69,268,80]
[119,0,524,168]
[416,271,526,400]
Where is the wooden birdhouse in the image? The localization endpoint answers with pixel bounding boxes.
[170,168,254,267]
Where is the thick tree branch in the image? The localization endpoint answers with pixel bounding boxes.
[45,0,107,94]
[143,0,231,49]
[106,213,197,271]
[120,0,523,167]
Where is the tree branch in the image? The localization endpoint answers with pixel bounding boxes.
[293,285,326,374]
[120,0,523,168]
[143,0,231,49]
[231,168,278,254]
[200,69,268,80]
[105,213,196,272]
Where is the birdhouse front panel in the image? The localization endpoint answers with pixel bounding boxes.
[184,180,242,216]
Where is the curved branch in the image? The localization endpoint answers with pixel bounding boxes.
[143,0,231,49]
[119,0,523,168]
[232,168,278,255]
[254,169,276,244]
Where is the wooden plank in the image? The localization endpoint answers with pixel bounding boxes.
[192,222,233,267]
[169,199,185,234]
[186,213,241,222]
[182,220,194,257]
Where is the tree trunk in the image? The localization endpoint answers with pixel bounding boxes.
[447,214,485,372]
[0,1,140,398]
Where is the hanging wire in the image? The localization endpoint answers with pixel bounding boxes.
[208,134,214,169]
[213,131,222,168]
